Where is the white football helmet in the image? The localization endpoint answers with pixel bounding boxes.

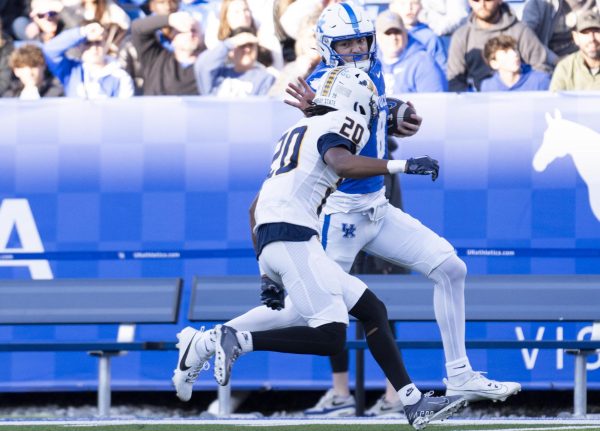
[316,2,377,71]
[312,67,378,125]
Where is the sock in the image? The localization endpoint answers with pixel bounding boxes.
[430,256,468,363]
[194,328,215,358]
[236,330,253,353]
[446,357,473,383]
[398,383,422,406]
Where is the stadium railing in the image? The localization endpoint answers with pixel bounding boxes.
[0,278,182,417]
[190,274,600,417]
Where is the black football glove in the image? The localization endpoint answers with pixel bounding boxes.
[405,156,439,181]
[260,275,285,310]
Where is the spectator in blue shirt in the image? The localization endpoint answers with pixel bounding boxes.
[194,26,275,96]
[480,34,551,91]
[376,10,447,94]
[43,22,134,98]
[390,0,448,71]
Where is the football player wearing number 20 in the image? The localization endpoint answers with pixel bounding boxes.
[284,2,520,415]
[173,67,465,430]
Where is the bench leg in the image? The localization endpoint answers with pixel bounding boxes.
[573,352,588,417]
[355,323,365,416]
[356,348,365,416]
[217,381,232,416]
[98,354,112,417]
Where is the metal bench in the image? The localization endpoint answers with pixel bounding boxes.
[0,278,182,417]
[190,274,600,417]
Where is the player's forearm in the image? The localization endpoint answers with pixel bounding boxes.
[330,154,406,178]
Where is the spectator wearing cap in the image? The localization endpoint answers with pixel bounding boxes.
[550,10,600,90]
[447,0,548,91]
[389,0,448,71]
[480,35,551,91]
[131,11,203,95]
[194,26,275,96]
[4,44,63,99]
[522,0,596,66]
[12,0,65,43]
[376,10,447,93]
[203,0,283,71]
[43,22,134,98]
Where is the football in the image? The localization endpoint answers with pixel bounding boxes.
[386,97,418,136]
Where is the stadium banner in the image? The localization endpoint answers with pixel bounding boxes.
[0,93,599,392]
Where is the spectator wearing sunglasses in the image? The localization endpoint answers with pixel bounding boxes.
[447,0,549,91]
[42,22,134,98]
[12,0,65,44]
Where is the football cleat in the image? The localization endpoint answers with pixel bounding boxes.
[172,326,213,402]
[444,371,521,402]
[404,392,466,430]
[304,388,356,417]
[365,394,405,417]
[214,324,242,386]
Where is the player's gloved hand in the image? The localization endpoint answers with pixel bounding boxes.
[260,275,285,310]
[405,156,439,181]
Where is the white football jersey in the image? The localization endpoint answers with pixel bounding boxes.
[255,110,371,233]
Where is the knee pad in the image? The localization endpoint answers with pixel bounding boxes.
[349,289,389,335]
[432,254,467,285]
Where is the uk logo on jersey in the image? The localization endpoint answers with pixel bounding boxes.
[342,223,356,238]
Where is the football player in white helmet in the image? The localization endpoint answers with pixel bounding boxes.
[315,2,378,71]
[285,1,522,415]
[177,0,521,420]
[173,67,465,430]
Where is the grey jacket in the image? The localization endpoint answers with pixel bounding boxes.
[522,0,595,65]
[447,3,549,91]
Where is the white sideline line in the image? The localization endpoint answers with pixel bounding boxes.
[1,419,600,427]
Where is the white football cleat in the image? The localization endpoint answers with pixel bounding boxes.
[445,371,521,402]
[172,326,214,402]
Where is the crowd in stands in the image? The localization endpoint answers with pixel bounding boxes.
[0,0,599,99]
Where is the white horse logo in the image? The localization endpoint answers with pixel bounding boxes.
[533,110,600,221]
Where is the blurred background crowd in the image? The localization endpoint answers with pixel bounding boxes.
[0,0,598,100]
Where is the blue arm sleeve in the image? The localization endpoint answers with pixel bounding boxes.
[317,133,356,163]
[42,27,86,84]
[194,42,229,95]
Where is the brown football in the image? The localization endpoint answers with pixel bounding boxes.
[386,97,418,136]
